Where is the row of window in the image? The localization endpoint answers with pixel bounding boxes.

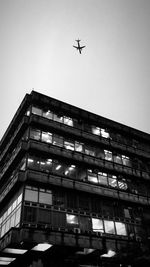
[30,106,110,139]
[23,205,145,240]
[25,155,128,192]
[24,186,143,221]
[29,128,132,167]
[28,105,150,153]
[0,193,22,238]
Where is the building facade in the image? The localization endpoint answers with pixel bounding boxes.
[0,91,150,267]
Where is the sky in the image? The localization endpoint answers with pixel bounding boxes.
[0,0,150,140]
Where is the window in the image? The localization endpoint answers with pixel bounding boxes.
[53,161,64,175]
[115,222,127,236]
[27,157,40,170]
[92,126,101,136]
[53,135,63,147]
[39,190,52,205]
[108,176,117,188]
[41,131,52,143]
[101,129,110,138]
[75,142,84,152]
[53,114,63,123]
[64,165,76,178]
[104,220,115,234]
[30,129,41,140]
[118,178,128,190]
[24,187,38,202]
[64,116,73,126]
[122,155,131,167]
[92,218,104,232]
[66,214,78,225]
[104,150,112,161]
[40,159,52,172]
[87,171,98,184]
[43,110,53,120]
[98,172,108,186]
[114,155,122,164]
[85,146,95,156]
[64,140,74,151]
[32,106,42,116]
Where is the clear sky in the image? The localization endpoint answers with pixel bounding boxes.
[0,0,150,140]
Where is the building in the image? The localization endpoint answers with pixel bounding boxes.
[0,90,150,267]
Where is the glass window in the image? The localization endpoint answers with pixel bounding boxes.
[53,161,64,175]
[43,110,53,120]
[27,157,40,170]
[39,192,52,205]
[53,114,63,123]
[122,155,131,167]
[101,129,110,138]
[66,214,78,225]
[41,132,52,143]
[64,165,76,178]
[87,171,98,184]
[24,188,38,202]
[104,150,112,161]
[98,172,108,186]
[32,106,42,116]
[30,129,41,140]
[114,155,122,164]
[15,207,21,226]
[53,135,63,147]
[104,220,115,234]
[92,126,101,136]
[75,142,84,152]
[92,218,104,232]
[85,146,95,156]
[118,179,128,190]
[115,222,127,236]
[10,213,15,228]
[64,140,74,151]
[64,116,73,126]
[108,176,117,188]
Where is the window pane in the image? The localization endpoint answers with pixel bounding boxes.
[64,165,76,178]
[64,117,73,126]
[108,177,117,188]
[118,179,128,190]
[114,155,122,164]
[98,173,108,186]
[101,129,110,138]
[75,142,83,152]
[92,126,101,136]
[27,158,40,170]
[122,156,131,167]
[88,172,98,184]
[30,129,41,140]
[53,114,63,123]
[53,162,64,175]
[43,110,53,120]
[115,222,127,236]
[64,140,74,151]
[41,132,52,143]
[39,192,52,205]
[15,207,21,226]
[53,135,63,147]
[32,107,42,116]
[66,214,78,225]
[104,220,115,234]
[104,150,112,161]
[92,218,104,232]
[85,146,95,156]
[25,189,38,202]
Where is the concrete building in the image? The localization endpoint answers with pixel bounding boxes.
[0,91,150,267]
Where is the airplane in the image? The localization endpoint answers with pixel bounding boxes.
[73,39,86,54]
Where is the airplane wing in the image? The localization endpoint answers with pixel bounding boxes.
[73,46,78,48]
[80,46,86,49]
